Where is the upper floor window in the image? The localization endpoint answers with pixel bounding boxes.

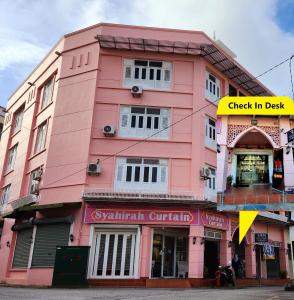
[205,72,220,103]
[6,144,18,173]
[115,157,168,192]
[204,167,216,201]
[34,121,47,154]
[123,59,172,90]
[205,116,216,150]
[13,106,24,134]
[28,167,42,195]
[120,106,170,139]
[40,77,54,110]
[0,184,11,211]
[229,84,237,96]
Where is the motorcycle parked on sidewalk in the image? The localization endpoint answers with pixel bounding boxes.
[215,264,236,287]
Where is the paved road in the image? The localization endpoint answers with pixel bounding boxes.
[0,286,293,300]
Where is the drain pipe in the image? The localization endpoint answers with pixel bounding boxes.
[290,222,294,279]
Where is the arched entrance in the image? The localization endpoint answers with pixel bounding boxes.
[230,127,276,187]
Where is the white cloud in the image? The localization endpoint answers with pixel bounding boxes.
[1,0,294,100]
[126,0,294,97]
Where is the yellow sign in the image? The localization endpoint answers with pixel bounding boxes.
[239,211,259,244]
[217,96,294,115]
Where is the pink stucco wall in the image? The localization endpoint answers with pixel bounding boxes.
[0,23,291,286]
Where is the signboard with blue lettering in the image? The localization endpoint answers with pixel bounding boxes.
[287,128,294,143]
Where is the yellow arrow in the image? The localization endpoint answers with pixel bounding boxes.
[239,211,259,244]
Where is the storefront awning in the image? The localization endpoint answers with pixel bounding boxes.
[82,189,216,209]
[1,201,82,219]
[95,35,273,96]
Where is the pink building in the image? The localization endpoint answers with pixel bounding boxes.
[0,23,291,287]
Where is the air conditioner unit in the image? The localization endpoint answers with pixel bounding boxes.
[200,167,211,180]
[103,125,115,137]
[87,160,101,176]
[32,169,42,181]
[131,85,143,97]
[30,181,40,195]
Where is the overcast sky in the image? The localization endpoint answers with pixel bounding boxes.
[1,0,294,106]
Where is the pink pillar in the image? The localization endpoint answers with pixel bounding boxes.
[140,226,152,278]
[245,230,256,278]
[220,222,232,266]
[188,225,204,278]
[0,219,15,283]
[280,228,290,277]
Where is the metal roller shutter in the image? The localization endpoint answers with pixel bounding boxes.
[31,223,70,267]
[12,228,33,268]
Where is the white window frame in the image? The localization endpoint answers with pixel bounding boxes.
[6,144,18,173]
[119,106,170,139]
[88,226,140,279]
[34,121,48,154]
[115,157,168,193]
[40,76,54,110]
[204,166,216,201]
[123,59,172,90]
[205,71,220,103]
[205,116,216,150]
[13,106,24,134]
[28,167,42,195]
[0,184,11,212]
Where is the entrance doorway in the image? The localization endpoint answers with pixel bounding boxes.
[151,231,188,278]
[204,239,220,278]
[236,154,269,186]
[232,229,245,278]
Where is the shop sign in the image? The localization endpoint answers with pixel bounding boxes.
[287,128,294,143]
[273,173,283,179]
[263,244,275,260]
[84,206,199,225]
[255,233,268,243]
[200,211,229,230]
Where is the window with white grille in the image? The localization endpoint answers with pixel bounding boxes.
[34,121,47,154]
[13,106,24,134]
[204,167,216,201]
[91,229,138,278]
[115,158,168,192]
[205,72,220,103]
[6,144,18,172]
[205,116,216,150]
[123,59,172,90]
[40,77,54,110]
[0,184,11,212]
[28,167,42,195]
[119,106,170,139]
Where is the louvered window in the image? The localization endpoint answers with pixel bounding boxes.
[205,116,216,150]
[119,106,170,139]
[205,72,220,103]
[123,59,171,90]
[31,223,70,267]
[12,228,33,268]
[115,157,168,192]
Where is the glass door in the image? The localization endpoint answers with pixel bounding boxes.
[151,233,176,278]
[163,236,175,277]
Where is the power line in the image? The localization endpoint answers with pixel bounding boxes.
[289,56,294,100]
[38,54,294,188]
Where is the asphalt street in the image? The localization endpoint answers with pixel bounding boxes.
[0,286,293,300]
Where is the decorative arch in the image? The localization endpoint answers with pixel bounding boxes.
[228,125,279,149]
[231,226,249,246]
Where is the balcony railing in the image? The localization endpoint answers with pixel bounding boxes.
[217,185,294,210]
